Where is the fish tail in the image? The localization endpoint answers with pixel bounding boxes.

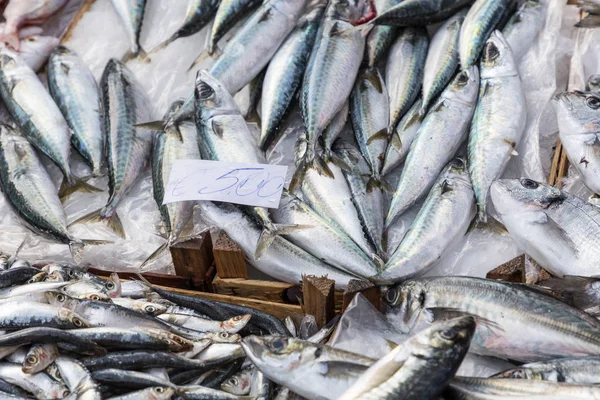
[69,208,126,239]
[121,45,147,63]
[312,154,334,178]
[58,175,103,202]
[145,33,179,58]
[246,109,262,126]
[255,222,313,260]
[138,242,169,270]
[289,159,308,192]
[576,14,600,28]
[366,175,393,193]
[366,128,389,145]
[187,49,213,72]
[467,214,508,235]
[327,151,352,172]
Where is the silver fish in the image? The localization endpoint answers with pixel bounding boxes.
[468,31,525,222]
[157,313,251,334]
[55,356,101,400]
[339,317,475,400]
[386,67,479,228]
[422,8,468,114]
[72,59,153,239]
[364,0,401,68]
[490,178,600,277]
[208,0,263,56]
[260,1,326,151]
[271,190,379,279]
[15,34,60,72]
[350,67,389,190]
[386,276,600,362]
[106,386,174,400]
[48,46,104,178]
[554,90,600,195]
[385,27,429,135]
[321,100,350,157]
[494,356,600,384]
[459,0,510,68]
[109,0,147,59]
[373,0,473,26]
[23,343,58,374]
[221,366,253,395]
[379,159,476,283]
[502,0,545,62]
[0,362,69,399]
[198,201,357,288]
[203,0,307,94]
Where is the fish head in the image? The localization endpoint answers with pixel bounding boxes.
[221,371,252,395]
[194,70,238,120]
[326,0,367,21]
[446,66,479,105]
[75,292,112,302]
[493,367,541,380]
[149,387,175,400]
[415,316,476,359]
[490,178,565,217]
[142,328,193,352]
[480,31,518,78]
[45,289,77,308]
[384,281,427,333]
[50,45,72,57]
[0,47,22,70]
[58,308,91,328]
[22,345,56,374]
[553,91,600,136]
[241,336,306,373]
[223,314,252,334]
[207,331,242,343]
[139,301,168,316]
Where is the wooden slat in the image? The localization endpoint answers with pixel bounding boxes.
[212,277,296,303]
[213,232,248,279]
[169,232,214,291]
[302,275,335,328]
[342,279,381,312]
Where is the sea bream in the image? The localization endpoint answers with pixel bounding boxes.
[490,178,600,277]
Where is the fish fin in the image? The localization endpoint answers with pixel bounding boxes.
[440,179,453,195]
[425,307,504,333]
[258,9,273,23]
[403,111,423,129]
[503,139,518,156]
[134,120,166,130]
[212,120,225,137]
[139,242,169,270]
[121,46,147,63]
[316,361,370,377]
[480,80,490,98]
[289,160,307,193]
[69,209,126,239]
[538,276,599,310]
[532,212,578,252]
[60,62,70,74]
[366,128,389,145]
[366,176,393,193]
[145,34,179,57]
[385,339,399,350]
[576,14,600,28]
[254,223,313,260]
[245,109,261,126]
[328,152,352,172]
[68,240,85,264]
[8,234,31,265]
[313,156,334,178]
[328,21,352,37]
[187,49,213,72]
[58,176,103,202]
[109,272,122,298]
[467,215,508,235]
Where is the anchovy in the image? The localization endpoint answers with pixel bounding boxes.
[380,159,476,283]
[502,0,545,62]
[468,31,526,222]
[221,366,253,395]
[260,1,326,151]
[55,356,101,399]
[106,386,174,400]
[350,67,389,190]
[386,27,429,135]
[70,327,191,352]
[157,313,251,334]
[109,0,147,59]
[365,0,402,68]
[493,356,600,384]
[587,74,600,92]
[23,343,58,374]
[72,59,153,239]
[0,363,69,399]
[48,46,104,178]
[92,369,174,389]
[0,327,102,355]
[0,302,89,330]
[385,276,600,362]
[208,0,263,56]
[554,91,600,195]
[490,178,600,277]
[459,0,510,68]
[200,0,306,94]
[386,67,479,227]
[373,0,473,26]
[422,8,467,114]
[112,298,167,315]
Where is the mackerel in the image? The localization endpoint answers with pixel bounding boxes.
[208,0,263,56]
[386,67,479,227]
[109,0,147,60]
[70,327,191,352]
[502,0,545,62]
[373,0,473,26]
[365,0,401,68]
[468,31,526,222]
[381,98,423,176]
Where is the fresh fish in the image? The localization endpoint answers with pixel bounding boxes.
[70,327,191,352]
[109,0,147,60]
[271,191,379,279]
[22,343,58,374]
[493,356,600,384]
[112,298,168,315]
[0,363,69,399]
[386,67,479,227]
[554,90,600,195]
[333,140,385,256]
[260,1,326,151]
[537,275,600,314]
[151,101,200,247]
[386,27,429,134]
[106,386,174,400]
[283,316,297,337]
[379,159,476,283]
[0,302,89,330]
[250,368,273,400]
[490,178,600,277]
[221,366,253,395]
[0,327,103,356]
[48,46,104,179]
[72,59,153,239]
[459,0,510,68]
[350,67,390,190]
[0,0,68,51]
[147,0,221,54]
[339,317,475,400]
[422,8,467,114]
[92,369,175,389]
[576,0,600,27]
[373,0,473,26]
[502,0,545,62]
[11,34,59,72]
[54,356,101,400]
[365,0,401,68]
[0,266,41,289]
[177,385,244,399]
[157,313,251,334]
[446,377,600,399]
[385,276,600,362]
[0,126,101,262]
[198,201,357,288]
[242,336,375,400]
[245,67,266,124]
[380,98,423,176]
[468,31,526,222]
[200,0,307,94]
[321,100,350,158]
[0,281,67,298]
[208,0,263,56]
[587,74,600,93]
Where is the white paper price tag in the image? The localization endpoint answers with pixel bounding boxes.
[163,160,288,208]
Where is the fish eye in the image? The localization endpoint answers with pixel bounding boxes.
[269,338,287,352]
[145,305,156,313]
[510,370,526,379]
[25,355,37,364]
[56,293,66,302]
[456,72,469,85]
[440,327,459,340]
[72,317,84,327]
[520,178,539,189]
[106,282,115,290]
[230,378,238,385]
[233,316,243,321]
[24,36,37,42]
[62,390,70,397]
[385,288,399,304]
[196,82,214,100]
[587,96,600,109]
[418,291,426,306]
[219,332,229,338]
[90,294,100,301]
[155,387,165,393]
[68,270,75,277]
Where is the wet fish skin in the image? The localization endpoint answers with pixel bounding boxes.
[386,67,479,227]
[373,0,473,26]
[339,317,475,400]
[22,343,58,374]
[177,385,244,400]
[459,0,510,68]
[221,366,253,395]
[208,0,263,56]
[587,74,600,92]
[0,327,103,355]
[92,369,175,389]
[0,267,41,289]
[0,362,69,399]
[0,302,89,330]
[14,34,60,72]
[490,178,600,277]
[468,31,526,222]
[554,90,600,195]
[106,386,174,400]
[208,0,307,94]
[422,8,468,114]
[242,335,375,400]
[365,0,402,68]
[321,100,349,155]
[260,1,326,151]
[502,0,545,62]
[386,27,429,135]
[70,327,191,352]
[55,355,101,399]
[157,313,251,334]
[385,276,600,362]
[380,158,476,283]
[109,0,147,59]
[48,45,104,177]
[493,356,600,384]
